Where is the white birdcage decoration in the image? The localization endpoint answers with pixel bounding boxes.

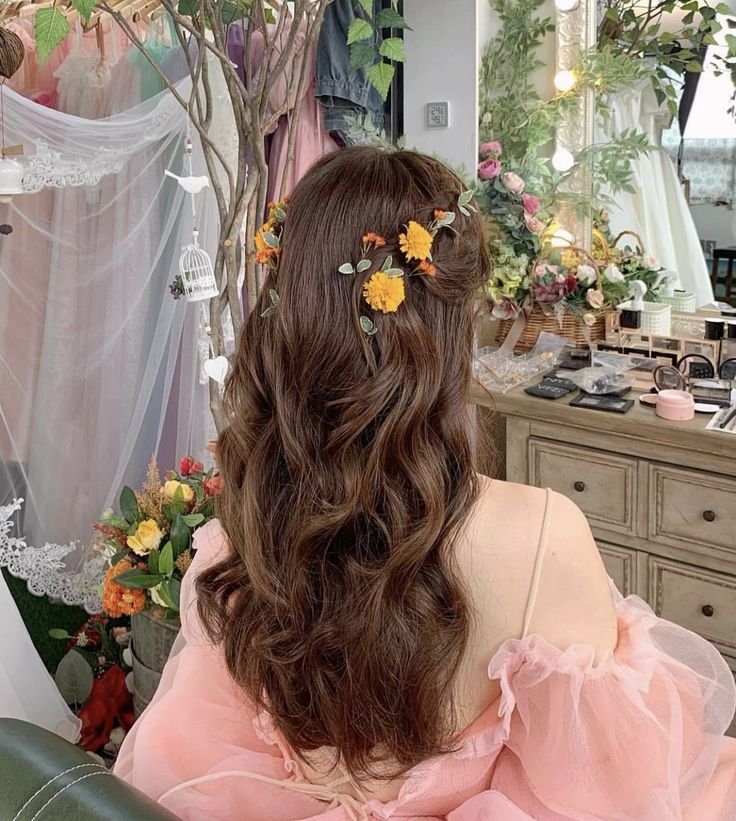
[180,228,218,301]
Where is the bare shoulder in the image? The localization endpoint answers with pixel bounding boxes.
[526,490,618,659]
[464,478,617,660]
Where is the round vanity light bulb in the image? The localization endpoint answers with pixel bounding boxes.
[552,149,575,172]
[555,0,579,10]
[554,70,576,93]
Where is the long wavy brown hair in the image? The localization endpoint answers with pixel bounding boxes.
[197,147,490,781]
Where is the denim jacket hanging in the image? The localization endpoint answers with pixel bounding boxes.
[315,0,386,144]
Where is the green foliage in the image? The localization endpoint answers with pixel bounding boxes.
[479,0,653,206]
[353,1,410,101]
[119,486,140,525]
[367,61,395,101]
[478,0,555,181]
[35,7,70,65]
[70,0,95,23]
[598,0,736,115]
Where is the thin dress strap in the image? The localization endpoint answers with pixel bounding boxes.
[520,488,554,639]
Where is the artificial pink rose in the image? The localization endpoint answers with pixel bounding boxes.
[501,171,525,194]
[522,194,540,215]
[478,158,501,180]
[534,263,559,278]
[646,255,658,267]
[479,140,502,157]
[586,288,604,309]
[524,212,544,235]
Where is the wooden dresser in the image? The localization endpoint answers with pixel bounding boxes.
[473,384,736,730]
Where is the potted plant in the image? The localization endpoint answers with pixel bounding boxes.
[94,456,221,713]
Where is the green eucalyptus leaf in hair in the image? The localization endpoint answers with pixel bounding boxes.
[356,259,372,273]
[435,211,456,227]
[263,232,280,248]
[338,262,356,275]
[269,289,280,306]
[458,189,474,207]
[274,207,287,221]
[381,255,393,270]
[385,268,404,277]
[360,316,377,335]
[260,305,277,318]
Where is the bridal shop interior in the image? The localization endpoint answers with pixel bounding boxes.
[1,0,736,817]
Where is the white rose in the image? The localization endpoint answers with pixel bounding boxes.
[577,264,597,286]
[604,263,624,283]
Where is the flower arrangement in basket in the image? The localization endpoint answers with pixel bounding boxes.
[491,244,629,351]
[97,456,220,618]
[601,227,665,300]
[476,145,667,350]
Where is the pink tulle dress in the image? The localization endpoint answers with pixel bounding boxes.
[115,505,736,820]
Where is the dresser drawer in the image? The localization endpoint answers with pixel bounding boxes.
[598,543,637,596]
[648,465,736,555]
[528,439,637,535]
[649,556,736,654]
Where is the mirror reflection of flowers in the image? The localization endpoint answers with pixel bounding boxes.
[97,455,220,617]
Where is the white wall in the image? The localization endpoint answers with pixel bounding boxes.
[402,0,556,172]
[402,0,479,172]
[691,204,736,248]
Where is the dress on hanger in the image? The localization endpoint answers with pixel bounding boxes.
[598,79,714,305]
[116,501,736,820]
[266,43,338,204]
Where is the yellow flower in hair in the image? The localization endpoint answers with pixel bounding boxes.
[399,220,433,262]
[255,222,273,254]
[363,271,405,313]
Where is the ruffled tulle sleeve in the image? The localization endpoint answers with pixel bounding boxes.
[482,589,736,821]
[114,521,327,820]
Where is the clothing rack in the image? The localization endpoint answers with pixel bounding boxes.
[1,0,167,24]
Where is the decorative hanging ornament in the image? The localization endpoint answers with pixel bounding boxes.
[0,27,25,80]
[171,133,217,302]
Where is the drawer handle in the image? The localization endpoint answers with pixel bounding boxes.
[702,510,716,523]
[573,481,586,493]
[702,604,715,618]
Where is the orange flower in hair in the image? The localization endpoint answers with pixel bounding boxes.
[363,232,386,248]
[419,260,437,276]
[433,209,447,220]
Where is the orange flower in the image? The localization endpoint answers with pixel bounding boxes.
[419,260,437,276]
[433,209,446,220]
[362,232,386,248]
[102,559,146,618]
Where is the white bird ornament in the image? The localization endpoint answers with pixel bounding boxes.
[164,169,210,194]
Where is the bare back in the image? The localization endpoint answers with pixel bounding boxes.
[301,477,618,800]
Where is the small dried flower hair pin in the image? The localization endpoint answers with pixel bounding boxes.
[338,189,476,334]
[255,196,289,317]
[255,196,289,268]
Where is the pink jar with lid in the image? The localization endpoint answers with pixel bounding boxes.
[655,390,695,421]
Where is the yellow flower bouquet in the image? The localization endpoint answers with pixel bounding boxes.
[96,455,220,616]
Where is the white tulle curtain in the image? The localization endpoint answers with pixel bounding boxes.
[0,75,224,609]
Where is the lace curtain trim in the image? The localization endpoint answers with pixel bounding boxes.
[0,500,106,614]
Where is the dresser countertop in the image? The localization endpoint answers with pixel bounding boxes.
[471,383,736,462]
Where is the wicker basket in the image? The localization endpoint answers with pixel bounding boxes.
[497,307,606,352]
[496,245,606,352]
